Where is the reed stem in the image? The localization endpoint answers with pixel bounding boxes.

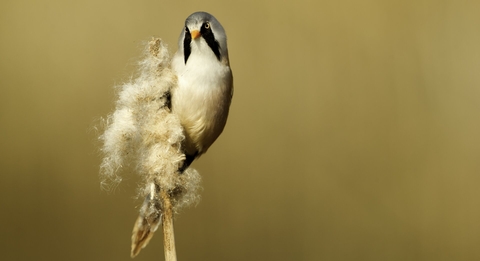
[161,190,177,261]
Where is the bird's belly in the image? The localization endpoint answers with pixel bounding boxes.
[172,79,230,155]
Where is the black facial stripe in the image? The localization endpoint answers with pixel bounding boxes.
[200,22,221,61]
[183,27,192,64]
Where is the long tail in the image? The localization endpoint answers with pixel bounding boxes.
[131,183,162,258]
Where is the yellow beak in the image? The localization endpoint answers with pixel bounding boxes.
[191,30,201,39]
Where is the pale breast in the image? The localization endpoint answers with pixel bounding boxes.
[171,53,233,156]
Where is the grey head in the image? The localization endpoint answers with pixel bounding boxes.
[178,12,229,64]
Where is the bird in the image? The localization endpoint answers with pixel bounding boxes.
[171,11,234,172]
[131,11,233,257]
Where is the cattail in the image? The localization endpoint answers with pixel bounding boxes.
[99,38,201,260]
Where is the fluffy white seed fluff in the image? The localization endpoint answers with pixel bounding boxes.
[99,38,201,212]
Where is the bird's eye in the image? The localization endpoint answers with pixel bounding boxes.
[204,22,210,29]
[184,26,189,32]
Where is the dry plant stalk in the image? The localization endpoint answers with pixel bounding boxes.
[161,189,177,261]
[99,38,201,260]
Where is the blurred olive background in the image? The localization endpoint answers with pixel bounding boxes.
[1,0,480,260]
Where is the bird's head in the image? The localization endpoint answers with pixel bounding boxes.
[178,12,229,64]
